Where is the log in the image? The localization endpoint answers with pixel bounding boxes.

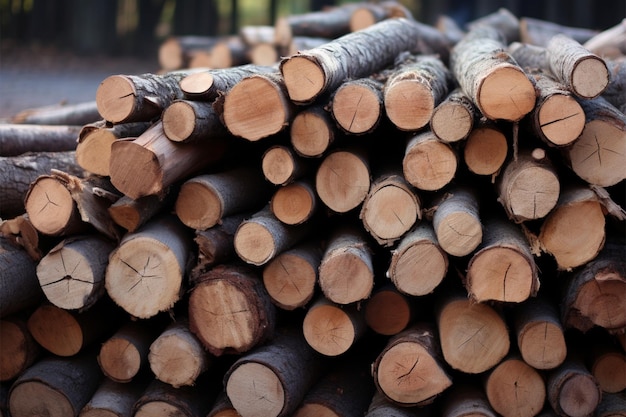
[289,104,336,158]
[520,16,599,47]
[11,101,101,126]
[0,214,42,261]
[158,36,220,71]
[595,393,626,417]
[330,77,384,135]
[584,18,626,59]
[132,378,216,417]
[105,215,193,319]
[109,121,228,200]
[430,88,478,143]
[79,377,149,417]
[450,26,536,122]
[36,234,115,311]
[383,54,452,132]
[387,221,448,296]
[546,355,602,417]
[318,225,374,305]
[193,213,246,271]
[463,121,509,177]
[279,18,450,105]
[364,284,415,336]
[0,237,44,318]
[466,7,520,45]
[161,99,229,143]
[603,58,626,114]
[261,144,311,186]
[0,124,81,157]
[224,327,326,417]
[188,263,276,356]
[8,349,102,417]
[148,319,210,388]
[270,179,318,225]
[301,296,366,356]
[402,130,457,192]
[371,323,453,406]
[207,392,240,417]
[108,191,175,233]
[262,241,322,310]
[440,382,497,417]
[366,392,430,416]
[240,25,279,66]
[198,35,250,69]
[0,315,41,382]
[175,166,272,230]
[586,329,626,393]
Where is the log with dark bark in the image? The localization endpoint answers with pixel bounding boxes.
[440,382,497,417]
[11,101,101,126]
[520,16,599,47]
[432,187,482,257]
[79,377,149,417]
[466,7,520,45]
[602,58,626,114]
[193,213,246,271]
[0,315,41,382]
[270,179,318,225]
[261,144,311,186]
[132,378,217,417]
[546,355,602,417]
[430,88,478,143]
[0,124,81,157]
[161,99,229,143]
[108,190,175,233]
[0,237,44,318]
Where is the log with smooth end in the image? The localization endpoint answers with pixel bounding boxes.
[432,187,482,257]
[330,77,384,135]
[546,357,602,417]
[402,130,457,192]
[364,285,414,336]
[161,99,229,143]
[0,317,40,382]
[430,88,477,143]
[289,104,335,158]
[463,123,509,176]
[270,179,317,225]
[261,144,310,186]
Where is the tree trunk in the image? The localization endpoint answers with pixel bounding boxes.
[188,263,276,356]
[364,284,415,336]
[432,187,483,257]
[0,316,41,382]
[463,121,509,177]
[270,179,318,225]
[132,378,216,417]
[0,237,43,318]
[372,323,453,406]
[79,377,149,417]
[546,356,602,417]
[289,104,336,158]
[11,101,100,126]
[466,7,520,45]
[583,19,626,59]
[261,144,311,186]
[161,99,229,143]
[0,124,82,157]
[36,234,115,311]
[430,88,478,143]
[193,213,246,272]
[586,329,626,394]
[330,77,384,135]
[520,16,598,47]
[105,215,193,319]
[402,130,457,192]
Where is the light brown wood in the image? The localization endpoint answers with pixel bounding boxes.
[108,191,174,233]
[270,179,317,225]
[364,285,414,336]
[261,144,310,186]
[330,77,384,135]
[547,356,602,417]
[588,331,626,393]
[403,130,457,192]
[463,122,509,176]
[432,187,483,257]
[0,316,40,382]
[193,213,246,271]
[180,64,277,101]
[161,99,228,143]
[430,88,477,143]
[289,104,335,158]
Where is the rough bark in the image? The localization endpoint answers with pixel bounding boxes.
[161,99,229,143]
[440,382,497,417]
[584,18,626,59]
[402,130,457,192]
[432,187,483,257]
[520,16,598,47]
[193,213,246,272]
[430,88,478,143]
[132,378,216,417]
[11,101,101,126]
[0,316,41,382]
[466,7,520,45]
[79,377,149,417]
[0,124,81,157]
[0,237,44,318]
[602,58,626,114]
[261,144,311,186]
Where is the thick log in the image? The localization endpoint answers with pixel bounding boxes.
[584,18,626,59]
[520,16,598,47]
[603,58,626,114]
[330,77,384,135]
[105,215,193,319]
[463,121,509,177]
[193,213,246,271]
[79,377,149,417]
[0,214,42,261]
[365,391,430,417]
[430,88,478,143]
[108,191,175,233]
[403,130,458,192]
[586,329,626,393]
[0,316,41,382]
[0,237,44,318]
[36,234,115,311]
[440,382,497,417]
[11,101,101,126]
[261,144,311,186]
[8,349,102,417]
[546,355,602,417]
[188,263,276,356]
[289,104,336,158]
[132,378,216,417]
[270,179,318,225]
[161,99,229,143]
[364,284,415,336]
[432,187,483,257]
[372,323,453,406]
[207,392,240,417]
[0,124,81,157]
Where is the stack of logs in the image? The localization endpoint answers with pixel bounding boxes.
[1,3,626,417]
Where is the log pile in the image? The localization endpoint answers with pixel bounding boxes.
[1,4,626,417]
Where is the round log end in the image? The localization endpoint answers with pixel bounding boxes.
[271,182,315,226]
[478,66,536,121]
[226,362,285,417]
[537,94,585,146]
[290,110,333,158]
[303,302,357,356]
[464,126,508,176]
[27,304,83,356]
[518,321,567,370]
[364,289,412,335]
[315,151,370,213]
[98,337,141,382]
[180,71,215,97]
[234,221,276,266]
[403,138,457,191]
[263,251,317,310]
[572,57,610,99]
[262,146,295,185]
[390,241,448,296]
[384,80,434,131]
[109,140,162,200]
[435,211,483,257]
[162,101,196,142]
[281,55,325,104]
[431,101,474,143]
[332,83,382,134]
[318,249,374,304]
[362,184,419,243]
[175,180,222,230]
[10,381,75,417]
[25,177,75,236]
[96,75,137,123]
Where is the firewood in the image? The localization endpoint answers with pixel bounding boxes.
[270,179,318,225]
[520,16,599,47]
[387,221,448,297]
[302,296,366,356]
[280,36,331,59]
[289,104,336,158]
[440,382,497,417]
[36,234,115,311]
[108,191,175,233]
[280,18,450,105]
[0,316,41,382]
[261,144,311,186]
[11,101,101,126]
[450,26,536,122]
[402,130,457,192]
[483,354,546,417]
[109,121,228,200]
[603,58,626,114]
[595,393,626,417]
[148,319,211,388]
[546,355,602,417]
[364,284,415,336]
[330,77,384,135]
[224,327,327,417]
[466,7,520,45]
[79,377,149,417]
[463,121,509,177]
[161,99,229,143]
[315,146,370,213]
[586,329,626,393]
[513,295,567,370]
[0,237,44,318]
[158,36,220,71]
[583,18,626,59]
[432,187,483,257]
[199,35,250,69]
[207,392,239,417]
[318,225,374,305]
[383,54,452,132]
[8,349,102,417]
[193,213,246,270]
[175,166,272,230]
[188,263,276,356]
[430,88,478,143]
[262,241,322,310]
[105,215,193,319]
[132,378,216,417]
[372,323,453,406]
[221,72,295,141]
[0,124,81,157]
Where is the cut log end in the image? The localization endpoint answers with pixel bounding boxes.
[180,71,215,96]
[27,304,82,357]
[435,212,483,257]
[226,362,285,417]
[384,80,434,131]
[403,138,457,191]
[332,83,381,134]
[109,140,162,200]
[518,321,567,370]
[319,251,374,305]
[263,252,316,310]
[362,185,419,242]
[290,110,333,157]
[25,177,75,236]
[96,75,137,123]
[477,66,536,121]
[262,146,296,185]
[98,338,141,382]
[364,289,412,335]
[302,302,357,356]
[464,126,508,176]
[10,381,75,417]
[315,151,370,213]
[175,180,222,230]
[271,182,315,225]
[162,101,196,142]
[572,57,610,99]
[234,222,276,265]
[390,241,448,296]
[503,166,560,222]
[281,55,325,104]
[430,101,473,143]
[537,94,585,146]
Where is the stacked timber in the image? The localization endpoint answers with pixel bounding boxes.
[1,4,626,417]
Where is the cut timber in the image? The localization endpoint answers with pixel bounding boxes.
[318,226,374,305]
[387,222,448,296]
[547,34,610,99]
[436,291,510,374]
[587,330,626,393]
[105,215,192,319]
[221,72,295,141]
[193,213,246,270]
[109,121,228,199]
[161,99,229,143]
[0,124,81,157]
[302,296,366,356]
[11,100,100,126]
[8,350,102,417]
[76,120,150,176]
[188,263,276,356]
[519,16,598,47]
[148,319,210,388]
[383,54,452,132]
[199,35,249,69]
[290,104,335,158]
[224,328,326,417]
[450,26,536,121]
[440,383,497,417]
[432,187,483,257]
[402,130,457,191]
[158,36,220,71]
[595,393,626,417]
[330,77,384,135]
[108,191,174,233]
[0,214,42,262]
[315,147,370,213]
[372,323,453,406]
[496,148,560,223]
[270,179,317,225]
[0,237,43,318]
[561,242,626,333]
[364,285,415,336]
[180,64,277,102]
[175,166,272,230]
[546,356,602,417]
[430,88,477,143]
[360,170,421,246]
[484,355,546,417]
[584,18,626,59]
[466,217,539,303]
[603,58,626,114]
[564,96,626,187]
[207,392,240,417]
[538,185,606,270]
[514,296,567,370]
[262,144,310,186]
[79,377,148,417]
[36,234,115,311]
[234,206,310,266]
[463,122,509,176]
[466,7,520,45]
[240,25,278,66]
[133,378,216,417]
[349,1,414,32]
[280,18,450,105]
[262,241,322,310]
[0,316,40,382]
[26,301,122,357]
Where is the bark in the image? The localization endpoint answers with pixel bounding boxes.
[0,316,41,382]
[402,130,457,192]
[595,393,626,417]
[289,104,336,158]
[0,124,81,157]
[261,144,311,186]
[207,392,240,417]
[430,88,478,143]
[584,18,626,60]
[11,101,100,126]
[132,378,216,417]
[440,383,497,417]
[602,58,626,114]
[508,41,549,72]
[364,284,415,336]
[270,179,318,225]
[432,187,483,257]
[0,237,44,318]
[108,190,175,233]
[546,356,602,417]
[105,215,193,319]
[79,377,149,417]
[365,391,430,417]
[193,213,246,272]
[466,7,520,45]
[330,77,384,135]
[161,99,229,143]
[520,16,598,47]
[586,329,626,393]
[188,263,276,356]
[387,221,448,296]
